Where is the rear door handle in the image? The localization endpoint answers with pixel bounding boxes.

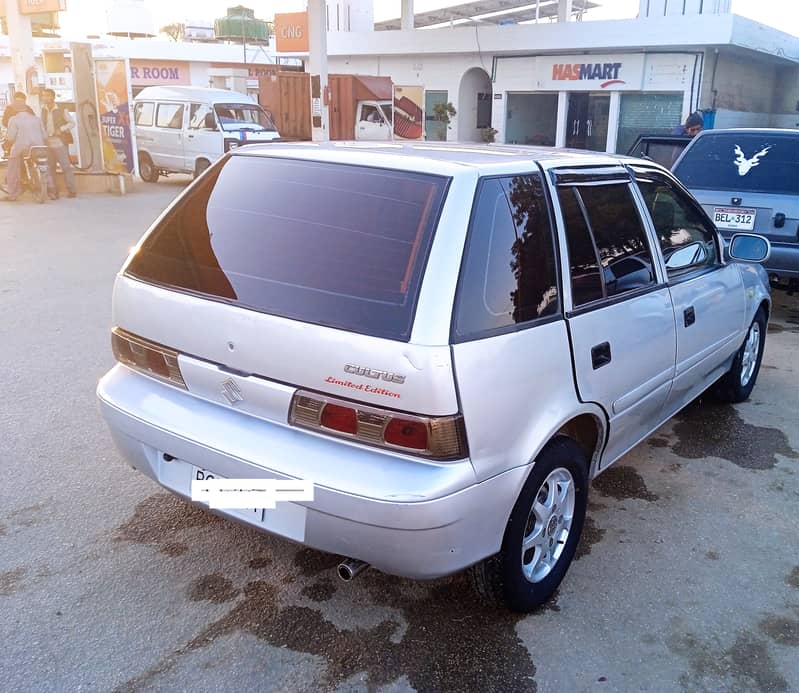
[684,306,696,327]
[591,342,612,370]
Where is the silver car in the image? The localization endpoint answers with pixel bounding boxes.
[97,143,771,612]
[673,128,799,289]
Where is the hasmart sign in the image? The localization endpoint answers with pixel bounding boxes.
[551,62,625,87]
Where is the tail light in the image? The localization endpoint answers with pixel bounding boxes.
[289,390,468,461]
[111,328,186,389]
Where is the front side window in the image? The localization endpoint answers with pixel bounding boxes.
[454,174,559,339]
[189,103,214,129]
[559,183,655,308]
[156,103,184,129]
[133,102,154,126]
[637,178,718,275]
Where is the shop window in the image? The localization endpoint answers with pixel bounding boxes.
[505,93,558,146]
[616,93,683,155]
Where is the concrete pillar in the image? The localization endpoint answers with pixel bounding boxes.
[401,0,414,31]
[556,91,568,148]
[308,0,330,141]
[557,0,573,22]
[6,0,39,111]
[606,91,621,153]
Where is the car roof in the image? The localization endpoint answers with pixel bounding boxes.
[695,128,799,136]
[233,141,636,177]
[133,86,255,103]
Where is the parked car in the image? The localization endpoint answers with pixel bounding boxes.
[626,133,692,168]
[132,86,280,182]
[97,143,771,612]
[672,128,799,288]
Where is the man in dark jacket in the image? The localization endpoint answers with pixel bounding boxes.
[672,111,704,137]
[41,88,77,198]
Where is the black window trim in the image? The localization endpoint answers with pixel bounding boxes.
[565,280,669,319]
[628,163,725,282]
[550,165,631,186]
[450,170,564,345]
[124,154,454,343]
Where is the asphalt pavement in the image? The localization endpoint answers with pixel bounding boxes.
[1,181,798,693]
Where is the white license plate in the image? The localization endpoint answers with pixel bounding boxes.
[192,466,307,541]
[713,207,756,231]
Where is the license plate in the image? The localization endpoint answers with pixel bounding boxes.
[191,466,307,541]
[713,207,756,231]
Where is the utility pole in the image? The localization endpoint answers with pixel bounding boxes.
[308,0,329,141]
[6,0,39,111]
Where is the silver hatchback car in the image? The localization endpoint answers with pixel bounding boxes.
[98,143,771,612]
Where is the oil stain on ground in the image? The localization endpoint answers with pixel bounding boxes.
[759,615,799,647]
[118,574,537,693]
[592,466,658,502]
[189,574,239,604]
[575,516,606,560]
[668,630,788,692]
[301,577,337,603]
[787,566,799,589]
[672,400,798,470]
[115,493,221,555]
[0,567,26,596]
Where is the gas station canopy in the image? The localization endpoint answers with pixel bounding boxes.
[375,0,599,30]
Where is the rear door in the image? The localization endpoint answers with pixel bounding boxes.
[632,166,746,414]
[550,166,676,466]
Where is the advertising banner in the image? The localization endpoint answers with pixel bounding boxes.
[392,85,424,140]
[17,0,66,15]
[94,59,135,175]
[274,12,308,52]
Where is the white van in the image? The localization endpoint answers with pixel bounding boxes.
[132,86,280,181]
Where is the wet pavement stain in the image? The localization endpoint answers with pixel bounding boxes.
[705,551,720,561]
[0,567,26,596]
[648,437,670,448]
[759,616,799,647]
[301,577,337,603]
[0,523,6,537]
[575,516,606,560]
[188,574,239,604]
[160,542,188,557]
[115,493,221,553]
[117,576,537,693]
[787,567,799,589]
[668,630,788,692]
[247,554,272,570]
[672,400,798,470]
[592,466,658,502]
[293,548,342,578]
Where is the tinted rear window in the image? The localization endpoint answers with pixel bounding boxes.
[674,133,799,195]
[125,155,449,341]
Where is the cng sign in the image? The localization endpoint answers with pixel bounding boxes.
[275,11,308,52]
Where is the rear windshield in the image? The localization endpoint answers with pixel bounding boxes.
[674,133,799,195]
[125,155,449,341]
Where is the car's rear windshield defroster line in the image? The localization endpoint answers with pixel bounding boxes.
[125,156,450,341]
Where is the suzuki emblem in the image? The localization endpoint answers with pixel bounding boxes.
[221,378,244,405]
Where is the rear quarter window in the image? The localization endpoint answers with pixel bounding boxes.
[674,133,799,195]
[125,155,449,341]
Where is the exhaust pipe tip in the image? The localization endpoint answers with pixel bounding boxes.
[337,558,369,582]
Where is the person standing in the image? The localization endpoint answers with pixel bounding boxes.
[41,88,77,198]
[672,111,704,137]
[2,91,34,158]
[3,94,56,201]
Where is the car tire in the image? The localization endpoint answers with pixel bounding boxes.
[713,307,767,404]
[469,435,588,613]
[194,159,211,179]
[138,153,159,183]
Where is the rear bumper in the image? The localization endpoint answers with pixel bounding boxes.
[97,365,526,579]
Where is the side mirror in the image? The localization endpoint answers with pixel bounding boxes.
[728,233,770,263]
[204,113,217,130]
[665,241,708,271]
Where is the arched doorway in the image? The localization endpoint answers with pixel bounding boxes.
[457,67,492,142]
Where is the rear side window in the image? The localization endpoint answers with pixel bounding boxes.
[134,102,154,126]
[559,183,656,308]
[454,174,559,339]
[674,133,799,195]
[156,103,184,129]
[125,156,449,341]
